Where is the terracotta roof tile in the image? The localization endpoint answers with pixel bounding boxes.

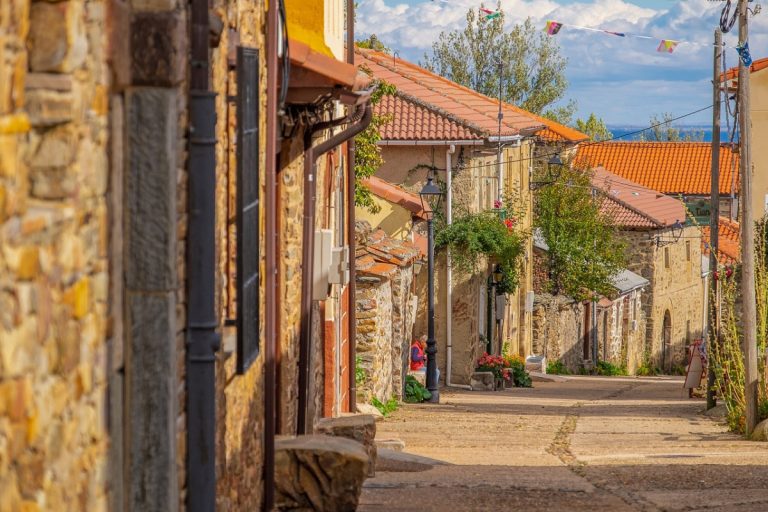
[702,217,740,264]
[592,167,686,229]
[721,56,768,86]
[355,226,423,279]
[575,142,740,196]
[375,94,484,141]
[365,176,427,218]
[355,48,588,141]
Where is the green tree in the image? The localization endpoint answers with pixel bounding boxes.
[574,113,613,142]
[534,166,626,300]
[422,4,573,123]
[642,112,705,142]
[353,74,396,212]
[356,34,390,53]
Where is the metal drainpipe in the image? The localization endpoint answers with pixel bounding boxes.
[444,145,470,390]
[346,0,358,415]
[187,0,218,509]
[297,104,373,435]
[264,0,279,506]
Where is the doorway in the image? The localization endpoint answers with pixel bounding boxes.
[662,310,672,371]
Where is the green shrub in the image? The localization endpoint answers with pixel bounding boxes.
[355,355,366,386]
[636,362,660,376]
[404,375,432,403]
[371,397,399,416]
[595,360,629,376]
[546,360,571,375]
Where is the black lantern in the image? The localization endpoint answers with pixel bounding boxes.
[419,172,444,403]
[492,264,504,285]
[531,153,565,190]
[419,174,443,218]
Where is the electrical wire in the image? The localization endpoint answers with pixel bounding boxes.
[447,102,726,173]
[720,0,739,34]
[278,0,290,110]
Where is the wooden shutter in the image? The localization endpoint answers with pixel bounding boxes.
[236,46,260,374]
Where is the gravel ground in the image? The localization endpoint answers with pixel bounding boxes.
[358,376,768,511]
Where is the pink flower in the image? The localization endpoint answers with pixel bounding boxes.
[494,199,503,209]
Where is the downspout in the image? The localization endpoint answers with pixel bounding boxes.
[187,0,218,509]
[444,145,470,389]
[298,104,373,434]
[264,0,279,507]
[346,0,357,414]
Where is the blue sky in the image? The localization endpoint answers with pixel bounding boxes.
[356,0,768,126]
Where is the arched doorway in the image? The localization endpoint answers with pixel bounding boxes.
[662,310,672,371]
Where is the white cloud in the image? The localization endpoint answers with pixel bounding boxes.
[356,0,768,124]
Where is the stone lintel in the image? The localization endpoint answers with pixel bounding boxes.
[131,11,186,87]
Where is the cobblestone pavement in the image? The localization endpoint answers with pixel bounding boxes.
[359,376,768,511]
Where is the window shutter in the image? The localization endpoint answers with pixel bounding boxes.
[236,46,260,374]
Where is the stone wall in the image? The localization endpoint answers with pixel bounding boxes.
[531,294,585,373]
[356,277,394,403]
[0,0,112,509]
[622,227,705,371]
[596,290,647,373]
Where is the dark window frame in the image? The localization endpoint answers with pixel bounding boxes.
[235,46,260,374]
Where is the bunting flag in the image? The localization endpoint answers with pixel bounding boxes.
[657,39,679,53]
[480,7,501,21]
[541,19,734,55]
[545,20,563,35]
[737,41,753,66]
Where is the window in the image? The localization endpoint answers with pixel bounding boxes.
[686,241,691,262]
[664,247,670,269]
[235,46,260,374]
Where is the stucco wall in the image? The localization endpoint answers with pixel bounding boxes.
[750,68,768,217]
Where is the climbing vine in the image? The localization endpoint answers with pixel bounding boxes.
[435,209,525,293]
[353,70,396,213]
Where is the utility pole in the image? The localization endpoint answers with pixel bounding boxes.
[707,29,722,410]
[497,60,504,202]
[738,0,759,435]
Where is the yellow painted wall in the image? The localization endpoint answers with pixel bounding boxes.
[355,195,414,240]
[751,69,768,216]
[285,0,333,57]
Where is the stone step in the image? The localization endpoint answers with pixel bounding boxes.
[375,438,405,452]
[529,372,569,383]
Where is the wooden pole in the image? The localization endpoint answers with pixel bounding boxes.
[738,0,759,435]
[707,29,722,410]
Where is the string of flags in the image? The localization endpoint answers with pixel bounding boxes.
[479,7,500,21]
[424,2,754,66]
[542,19,754,64]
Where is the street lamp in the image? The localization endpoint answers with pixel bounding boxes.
[419,173,443,403]
[530,153,565,191]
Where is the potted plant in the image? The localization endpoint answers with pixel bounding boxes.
[476,353,511,390]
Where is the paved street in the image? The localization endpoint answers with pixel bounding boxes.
[360,376,768,511]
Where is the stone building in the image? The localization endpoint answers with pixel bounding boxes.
[532,233,649,373]
[1,0,373,511]
[354,48,588,386]
[354,222,420,403]
[593,167,708,372]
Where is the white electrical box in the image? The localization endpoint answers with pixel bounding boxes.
[329,246,349,285]
[525,291,535,313]
[313,229,333,300]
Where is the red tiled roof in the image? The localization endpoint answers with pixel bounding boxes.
[720,56,768,86]
[592,167,686,229]
[374,94,484,141]
[575,142,740,196]
[365,176,427,218]
[356,48,587,143]
[356,225,423,278]
[702,217,740,264]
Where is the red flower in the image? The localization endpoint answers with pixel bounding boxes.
[494,199,502,209]
[504,218,515,231]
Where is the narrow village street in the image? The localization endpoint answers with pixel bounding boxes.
[361,377,768,512]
